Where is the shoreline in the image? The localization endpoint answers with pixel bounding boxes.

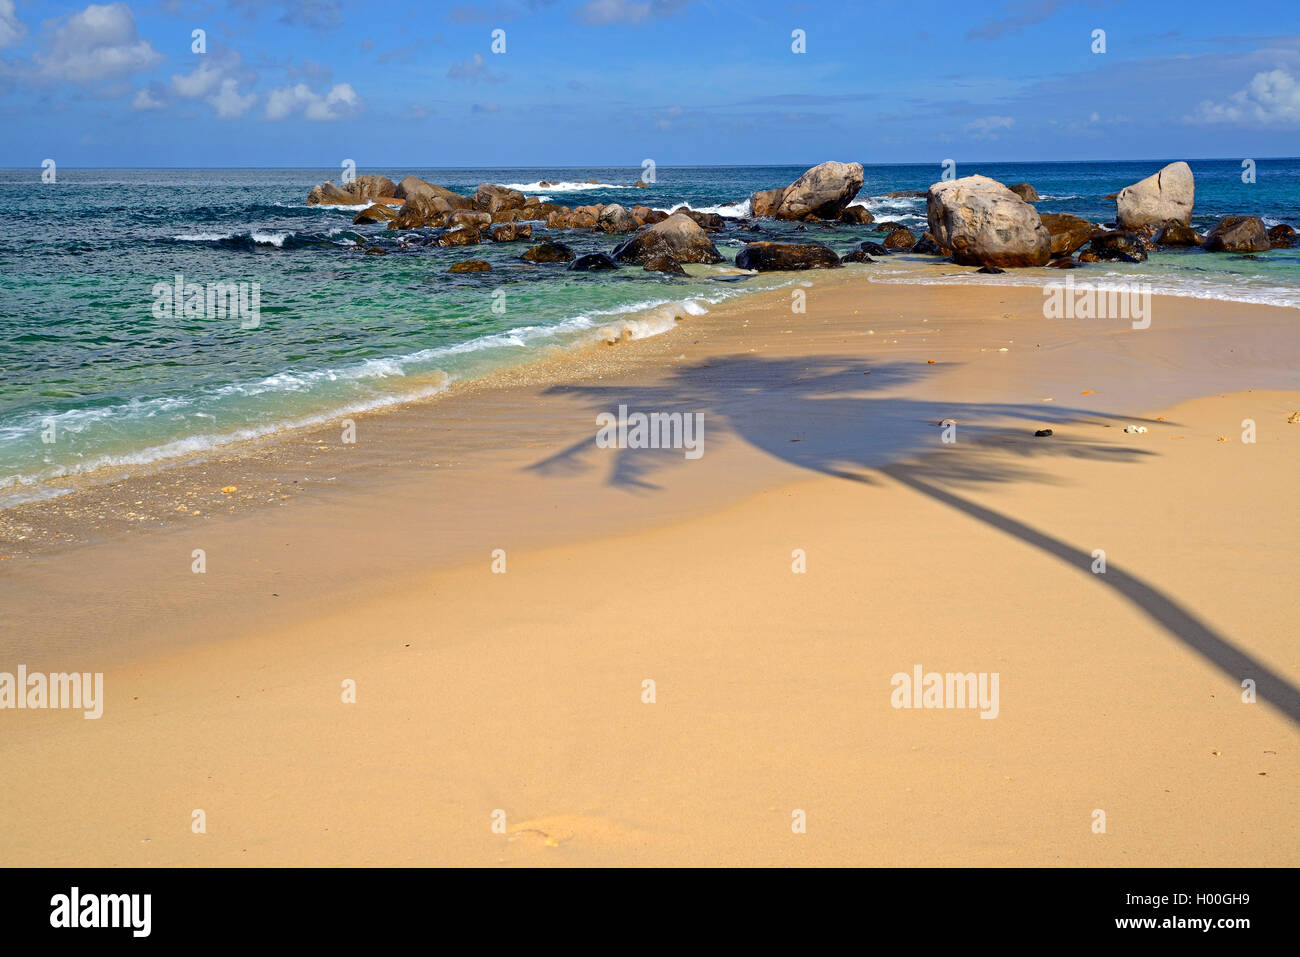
[4,258,1298,555]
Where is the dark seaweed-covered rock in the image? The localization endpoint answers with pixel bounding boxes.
[734,242,840,271]
[569,252,619,271]
[1081,231,1148,263]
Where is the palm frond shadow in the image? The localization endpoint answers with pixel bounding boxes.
[525,354,1299,725]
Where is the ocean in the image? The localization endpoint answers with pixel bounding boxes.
[1,159,1297,505]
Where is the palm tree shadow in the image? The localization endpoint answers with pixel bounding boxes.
[527,354,1299,725]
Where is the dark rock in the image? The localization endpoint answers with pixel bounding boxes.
[1007,182,1041,202]
[521,241,574,263]
[910,232,948,256]
[643,254,687,276]
[1268,223,1296,249]
[569,253,619,271]
[977,265,1005,274]
[1040,213,1101,256]
[449,259,491,273]
[353,204,399,224]
[1203,216,1271,253]
[1034,429,1054,437]
[734,242,841,271]
[1083,231,1148,263]
[490,223,532,242]
[838,205,874,225]
[446,209,491,231]
[438,227,482,247]
[856,241,890,256]
[883,227,917,250]
[388,193,452,230]
[1153,224,1203,247]
[840,250,877,263]
[1047,257,1081,268]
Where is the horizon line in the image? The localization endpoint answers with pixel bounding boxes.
[4,156,1298,172]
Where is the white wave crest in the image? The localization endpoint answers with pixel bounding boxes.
[656,199,752,217]
[252,230,292,247]
[501,181,635,192]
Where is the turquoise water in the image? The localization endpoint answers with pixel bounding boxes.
[0,160,1297,503]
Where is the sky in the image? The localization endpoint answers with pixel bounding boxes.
[0,0,1297,167]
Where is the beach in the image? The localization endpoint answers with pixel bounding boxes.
[2,268,1296,866]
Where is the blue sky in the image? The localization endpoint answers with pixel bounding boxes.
[1,0,1297,167]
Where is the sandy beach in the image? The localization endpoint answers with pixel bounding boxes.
[1,265,1296,866]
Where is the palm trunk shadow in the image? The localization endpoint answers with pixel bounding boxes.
[881,463,1300,727]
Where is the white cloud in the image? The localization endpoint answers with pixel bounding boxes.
[171,51,256,119]
[131,85,164,110]
[172,57,226,98]
[1191,68,1300,127]
[35,3,163,83]
[964,115,1014,139]
[209,77,257,119]
[0,0,25,48]
[264,82,360,121]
